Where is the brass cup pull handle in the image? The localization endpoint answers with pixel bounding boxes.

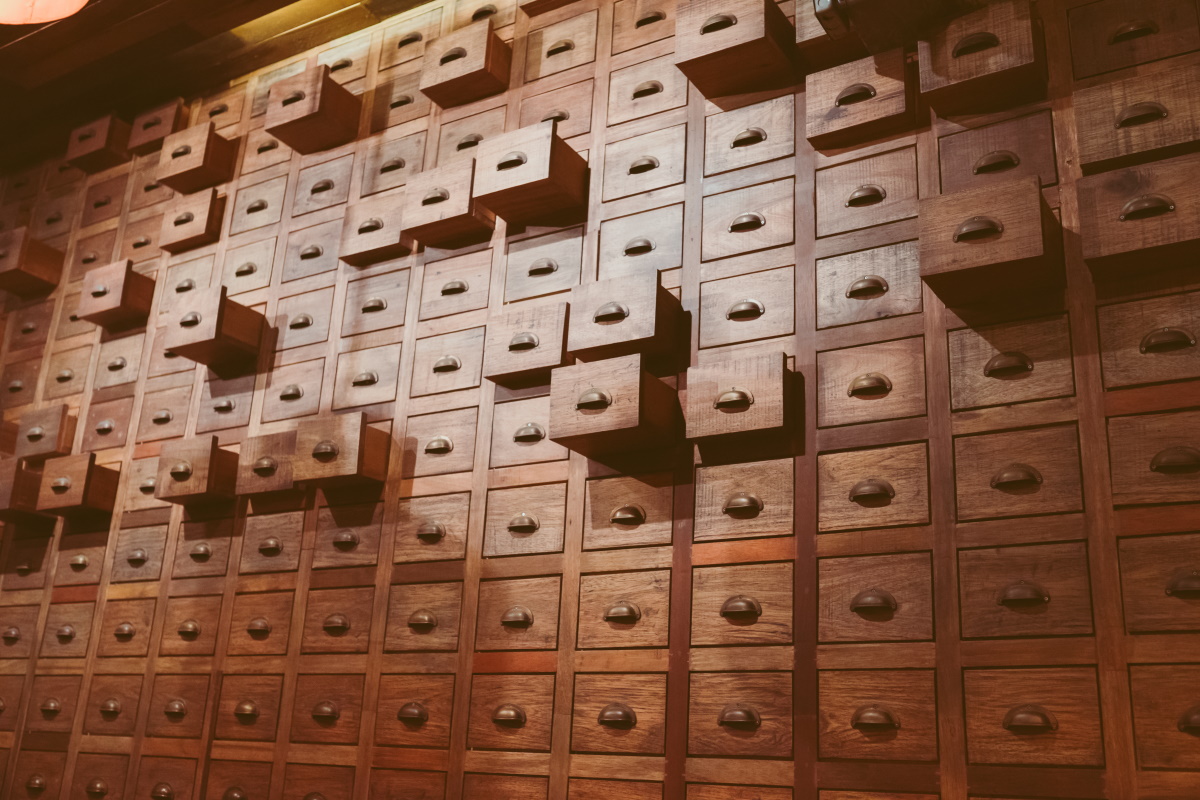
[718,704,761,729]
[726,299,764,320]
[56,625,76,640]
[1117,101,1168,128]
[598,702,637,728]
[1167,570,1200,597]
[234,700,259,720]
[990,463,1043,489]
[624,237,655,256]
[352,370,379,386]
[853,704,900,731]
[847,372,892,397]
[632,80,663,99]
[610,504,645,525]
[441,279,469,295]
[720,595,762,619]
[723,492,763,515]
[252,457,278,476]
[416,521,446,542]
[380,156,406,172]
[637,9,665,26]
[288,313,313,329]
[300,244,323,259]
[398,701,429,723]
[498,151,528,170]
[514,422,545,443]
[529,258,558,276]
[501,605,534,627]
[509,332,539,351]
[998,579,1050,607]
[1109,19,1158,44]
[152,410,173,424]
[850,587,897,612]
[425,436,454,454]
[257,140,279,153]
[629,156,659,174]
[258,537,282,555]
[93,196,111,209]
[714,387,754,409]
[128,548,148,565]
[1119,193,1175,221]
[332,530,359,549]
[422,188,450,205]
[179,311,202,327]
[849,478,895,503]
[310,179,335,194]
[457,134,482,151]
[440,47,467,65]
[974,149,1020,175]
[1150,446,1200,474]
[1177,704,1200,733]
[70,555,90,569]
[96,419,115,433]
[280,384,303,401]
[247,617,272,635]
[728,212,765,232]
[164,699,188,717]
[541,109,571,126]
[174,212,194,226]
[177,619,200,637]
[175,279,196,293]
[433,355,462,372]
[100,698,121,716]
[407,609,439,629]
[846,184,885,207]
[107,357,127,371]
[984,351,1034,378]
[604,600,642,623]
[1,626,19,642]
[281,90,305,106]
[140,477,157,493]
[508,512,540,533]
[312,700,340,721]
[397,31,422,48]
[577,389,613,410]
[213,399,235,413]
[1003,704,1058,733]
[593,301,630,323]
[27,775,47,791]
[171,144,192,159]
[169,461,193,481]
[247,199,269,214]
[362,297,387,313]
[26,425,45,440]
[493,703,526,726]
[87,778,109,797]
[133,237,152,248]
[835,82,877,106]
[51,476,72,492]
[323,613,350,634]
[357,217,384,234]
[732,127,766,148]
[114,622,136,638]
[1140,326,1196,353]
[313,440,339,459]
[151,782,175,800]
[953,215,1004,242]
[952,30,1001,57]
[700,13,736,33]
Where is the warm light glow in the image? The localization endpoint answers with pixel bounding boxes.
[0,0,88,25]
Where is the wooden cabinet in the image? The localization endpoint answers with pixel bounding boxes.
[1067,0,1200,79]
[685,350,792,441]
[807,49,911,148]
[818,670,938,761]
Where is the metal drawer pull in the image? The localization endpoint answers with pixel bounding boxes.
[497,151,529,171]
[96,418,115,433]
[27,775,47,791]
[51,476,72,492]
[171,144,192,159]
[257,139,279,153]
[1119,194,1175,221]
[973,149,1019,174]
[953,215,1004,242]
[731,128,767,149]
[323,613,351,634]
[87,778,109,797]
[177,619,200,637]
[1117,101,1168,128]
[991,463,1043,489]
[140,477,157,493]
[529,258,558,276]
[381,156,406,172]
[1140,326,1196,353]
[714,387,753,409]
[1167,570,1200,597]
[330,58,353,71]
[352,370,379,386]
[175,278,196,293]
[114,622,136,638]
[134,236,153,248]
[234,700,259,720]
[514,422,545,443]
[720,595,762,619]
[179,311,202,327]
[247,617,272,635]
[610,504,645,525]
[170,461,193,481]
[723,492,763,515]
[5,380,22,393]
[984,351,1034,378]
[280,384,303,401]
[952,31,1000,58]
[425,436,454,454]
[211,398,236,415]
[281,90,305,107]
[56,625,76,640]
[441,279,469,295]
[846,274,888,299]
[547,39,575,57]
[362,297,387,313]
[310,179,335,194]
[728,212,765,232]
[457,133,483,151]
[835,82,876,106]
[1109,19,1158,44]
[26,425,44,440]
[852,704,900,731]
[164,699,188,718]
[258,537,282,555]
[508,512,540,533]
[501,605,534,627]
[846,184,885,207]
[77,129,96,141]
[253,457,278,476]
[313,440,340,459]
[422,188,450,205]
[604,600,642,623]
[472,3,496,19]
[701,13,736,33]
[629,156,659,174]
[128,548,148,566]
[594,301,629,323]
[624,237,655,256]
[333,530,359,549]
[1003,704,1057,733]
[247,199,269,213]
[849,477,895,503]
[847,372,892,397]
[632,81,663,100]
[1150,446,1200,474]
[398,31,422,48]
[46,210,63,224]
[1175,704,1200,735]
[433,355,462,372]
[357,217,384,234]
[41,696,62,713]
[151,783,175,800]
[208,102,229,117]
[440,47,467,65]
[100,698,121,716]
[998,579,1049,606]
[599,702,637,728]
[493,703,526,726]
[312,700,340,721]
[637,9,665,26]
[300,244,323,259]
[416,521,446,542]
[851,587,897,612]
[509,331,539,350]
[541,109,569,124]
[173,212,194,226]
[726,299,764,320]
[718,704,761,729]
[577,389,613,410]
[408,608,439,629]
[398,701,429,723]
[1,627,18,642]
[288,313,313,329]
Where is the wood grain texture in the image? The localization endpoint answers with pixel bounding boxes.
[953,424,1084,520]
[818,552,934,643]
[818,669,938,761]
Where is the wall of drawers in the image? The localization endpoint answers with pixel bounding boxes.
[0,0,1198,798]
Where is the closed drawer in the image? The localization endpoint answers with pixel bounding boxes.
[216,674,283,741]
[939,110,1057,194]
[286,766,353,800]
[476,575,562,650]
[314,502,383,569]
[206,761,272,800]
[568,271,682,360]
[200,86,244,128]
[410,328,485,397]
[172,518,234,579]
[1131,664,1200,769]
[404,407,478,478]
[386,581,463,652]
[237,432,297,496]
[685,350,791,440]
[112,525,167,583]
[125,457,168,512]
[371,72,432,133]
[612,0,675,54]
[437,107,506,167]
[292,153,354,217]
[42,601,94,657]
[333,343,403,410]
[274,286,334,351]
[78,228,120,277]
[818,337,926,428]
[262,358,323,422]
[1107,409,1200,505]
[58,292,98,339]
[818,669,938,761]
[137,384,192,442]
[818,442,930,532]
[395,492,471,563]
[15,751,67,799]
[419,18,512,108]
[420,248,492,321]
[0,605,37,656]
[84,673,141,736]
[160,595,221,656]
[691,562,793,646]
[1098,290,1200,388]
[290,673,364,744]
[527,10,598,81]
[958,541,1093,639]
[343,269,410,337]
[1119,532,1200,633]
[319,35,370,85]
[817,241,922,330]
[98,598,156,657]
[376,673,456,747]
[963,667,1103,766]
[301,586,374,654]
[702,178,795,262]
[705,95,794,176]
[373,771,446,799]
[1,359,40,409]
[507,227,583,301]
[519,79,594,140]
[485,301,570,381]
[146,673,210,738]
[28,674,82,732]
[136,757,196,800]
[228,590,294,656]
[819,552,933,643]
[132,154,176,211]
[603,123,687,202]
[700,266,795,349]
[807,49,911,148]
[361,131,426,195]
[954,425,1083,520]
[230,174,287,236]
[572,673,666,754]
[491,396,567,468]
[44,346,90,399]
[74,754,129,800]
[148,328,190,377]
[583,472,673,550]
[1068,0,1200,78]
[120,215,162,264]
[695,458,792,542]
[485,482,567,557]
[688,672,792,757]
[816,147,917,238]
[949,314,1075,410]
[467,673,556,751]
[284,219,341,283]
[578,569,670,649]
[607,54,687,126]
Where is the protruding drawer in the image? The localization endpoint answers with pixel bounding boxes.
[467,673,556,751]
[67,114,131,173]
[228,590,294,656]
[155,436,239,506]
[1097,291,1200,388]
[41,602,93,658]
[1107,409,1200,505]
[705,95,794,176]
[685,350,792,441]
[1067,0,1200,79]
[376,673,456,747]
[160,595,221,656]
[473,120,589,225]
[583,472,673,550]
[333,343,403,410]
[314,502,383,569]
[162,286,265,373]
[420,248,492,321]
[265,65,362,154]
[688,672,792,757]
[395,492,472,563]
[1130,664,1200,769]
[695,458,792,542]
[673,0,797,98]
[485,483,567,558]
[607,54,687,126]
[215,674,283,741]
[485,301,570,381]
[816,147,917,238]
[290,673,364,744]
[700,266,795,349]
[568,271,682,360]
[129,96,188,154]
[954,425,1083,520]
[603,123,687,202]
[37,452,120,518]
[145,673,210,738]
[818,337,926,428]
[949,314,1075,410]
[578,569,670,649]
[701,178,795,262]
[77,259,155,333]
[98,598,156,657]
[818,442,930,532]
[550,354,681,455]
[818,669,938,761]
[476,575,562,651]
[385,581,463,652]
[598,203,684,281]
[572,673,666,754]
[506,227,583,302]
[301,586,374,654]
[819,552,933,643]
[16,403,76,462]
[807,49,911,148]
[691,562,793,646]
[1119,532,1200,633]
[419,19,511,108]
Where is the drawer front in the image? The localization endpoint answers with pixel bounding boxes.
[301,586,375,654]
[1108,409,1200,504]
[1098,290,1200,388]
[818,442,930,532]
[333,343,402,409]
[376,673,456,747]
[701,178,795,262]
[231,175,287,236]
[816,147,918,238]
[695,458,793,542]
[603,123,687,202]
[949,314,1075,409]
[78,228,120,277]
[1130,664,1200,769]
[136,757,196,800]
[818,669,938,761]
[314,501,383,569]
[1,359,40,409]
[506,227,584,302]
[816,241,922,329]
[476,575,562,651]
[5,541,50,594]
[59,292,99,339]
[372,72,433,132]
[963,667,1103,766]
[228,590,294,656]
[578,569,671,649]
[485,482,567,557]
[939,110,1057,194]
[237,431,297,495]
[917,0,1041,102]
[1119,532,1200,633]
[72,753,129,800]
[83,175,127,227]
[519,79,594,140]
[138,385,192,441]
[607,54,688,126]
[275,286,334,351]
[216,674,283,741]
[700,266,795,349]
[380,8,440,69]
[386,581,463,652]
[403,406,479,477]
[290,673,364,744]
[283,218,342,282]
[686,350,789,440]
[44,346,90,399]
[572,673,666,754]
[437,107,507,166]
[148,327,191,377]
[373,770,447,799]
[15,751,67,798]
[807,49,909,147]
[112,525,167,583]
[526,10,598,81]
[395,492,471,563]
[173,518,234,579]
[146,674,210,738]
[584,472,673,550]
[705,95,794,176]
[817,337,927,428]
[160,595,222,656]
[0,606,38,657]
[243,128,292,176]
[492,396,568,468]
[0,676,23,728]
[197,374,255,433]
[241,511,305,573]
[292,153,354,217]
[1068,0,1200,78]
[262,358,324,422]
[84,674,142,736]
[688,672,792,757]
[28,674,82,732]
[954,425,1083,520]
[567,271,676,358]
[692,562,793,646]
[361,131,426,196]
[485,301,570,379]
[42,601,94,658]
[467,673,556,751]
[8,300,53,352]
[819,552,933,643]
[410,328,485,397]
[420,249,492,320]
[597,203,684,281]
[342,269,410,337]
[99,598,156,657]
[120,216,161,264]
[55,531,107,586]
[958,541,1094,639]
[132,154,176,210]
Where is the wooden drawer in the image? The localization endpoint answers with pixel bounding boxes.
[0,605,38,657]
[401,160,495,248]
[84,674,141,737]
[476,575,562,650]
[954,425,1083,520]
[519,79,594,140]
[949,314,1075,410]
[386,581,463,652]
[172,518,234,579]
[419,248,492,321]
[506,227,583,302]
[526,11,598,81]
[818,442,930,532]
[372,71,434,133]
[0,227,64,298]
[132,153,177,212]
[262,358,323,423]
[492,396,568,468]
[67,114,131,173]
[700,266,794,349]
[301,586,375,653]
[362,131,426,195]
[230,174,287,237]
[82,174,127,228]
[372,770,447,799]
[938,110,1057,195]
[33,187,78,241]
[674,0,796,98]
[816,147,917,238]
[158,188,224,254]
[283,218,340,283]
[145,673,210,738]
[98,598,156,657]
[395,492,472,563]
[467,673,556,751]
[1130,664,1200,769]
[78,259,155,332]
[228,590,294,656]
[293,412,390,487]
[603,123,687,202]
[1108,409,1200,505]
[685,350,791,440]
[137,385,190,442]
[572,673,666,754]
[695,458,792,542]
[14,751,67,799]
[691,562,792,646]
[437,107,507,167]
[112,525,167,583]
[42,601,94,658]
[207,760,272,800]
[319,34,371,85]
[701,178,795,262]
[819,552,933,643]
[0,675,23,728]
[376,673,456,747]
[1068,0,1200,78]
[163,287,265,373]
[216,674,283,741]
[607,54,688,126]
[568,271,682,360]
[160,595,221,656]
[807,49,911,148]
[74,753,130,800]
[578,569,671,649]
[155,436,238,506]
[818,669,938,761]
[485,482,567,557]
[584,473,673,550]
[817,337,926,428]
[705,95,794,177]
[76,229,118,281]
[419,20,511,108]
[156,122,238,194]
[159,256,213,319]
[612,0,675,54]
[314,501,383,569]
[343,268,409,337]
[403,407,479,478]
[58,293,99,340]
[963,667,1103,766]
[38,452,120,517]
[8,298,53,352]
[197,374,255,433]
[0,358,39,409]
[274,285,334,351]
[16,403,76,462]
[410,327,485,397]
[598,204,684,281]
[379,8,441,70]
[1119,532,1200,633]
[1098,290,1200,388]
[293,153,354,218]
[340,193,416,266]
[473,121,589,225]
[129,96,188,154]
[237,432,298,496]
[958,541,1093,639]
[135,757,196,800]
[688,672,792,757]
[485,301,570,381]
[333,343,403,409]
[120,215,163,264]
[125,457,169,511]
[290,673,364,744]
[265,66,361,154]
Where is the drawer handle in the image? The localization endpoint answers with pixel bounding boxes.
[1167,570,1200,597]
[398,701,429,723]
[501,605,534,627]
[441,279,469,295]
[632,81,663,100]
[93,195,112,209]
[280,384,303,401]
[144,181,163,194]
[604,599,642,623]
[173,212,195,226]
[493,703,527,726]
[953,215,1004,242]
[26,425,45,441]
[852,704,900,731]
[257,139,279,154]
[164,699,188,718]
[213,398,235,414]
[330,57,353,72]
[1140,326,1196,353]
[100,698,121,717]
[1002,704,1057,733]
[529,258,559,276]
[514,422,546,443]
[629,156,659,174]
[253,457,278,476]
[835,83,877,106]
[247,199,269,214]
[362,297,387,313]
[312,700,340,721]
[258,536,282,555]
[57,369,75,383]
[27,775,47,791]
[140,477,157,493]
[175,278,196,293]
[288,313,314,330]
[56,624,76,641]
[637,9,665,26]
[177,619,201,638]
[498,151,529,171]
[598,702,637,728]
[847,372,892,398]
[1109,19,1158,45]
[20,320,38,335]
[728,212,765,233]
[433,355,462,372]
[281,90,306,107]
[610,504,646,524]
[357,218,384,235]
[179,311,202,327]
[127,548,149,566]
[624,237,655,256]
[408,608,439,629]
[333,530,359,549]
[1175,705,1200,734]
[51,476,72,492]
[96,419,115,434]
[701,13,737,33]
[718,704,761,729]
[952,31,1000,58]
[380,157,406,172]
[234,700,259,720]
[90,283,110,298]
[594,301,630,323]
[731,128,766,149]
[508,512,540,533]
[1119,194,1175,221]
[846,184,885,207]
[310,179,335,194]
[425,435,454,454]
[247,617,272,635]
[1,626,18,642]
[300,244,324,260]
[1117,101,1169,128]
[82,251,99,264]
[714,387,754,409]
[170,461,193,481]
[87,778,109,797]
[352,370,380,386]
[457,134,483,151]
[208,102,229,117]
[990,463,1043,489]
[152,783,175,800]
[509,331,540,351]
[1150,446,1200,474]
[850,587,897,612]
[846,274,888,299]
[472,3,497,20]
[422,188,450,205]
[723,492,763,516]
[323,613,351,634]
[541,109,570,124]
[171,144,192,159]
[973,149,1020,175]
[114,621,136,638]
[998,579,1050,606]
[440,47,467,65]
[135,236,154,249]
[726,299,765,320]
[313,440,340,459]
[983,351,1034,378]
[848,477,895,504]
[577,389,613,410]
[397,31,423,48]
[547,39,575,57]
[417,521,447,542]
[720,595,762,619]
[42,696,63,713]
